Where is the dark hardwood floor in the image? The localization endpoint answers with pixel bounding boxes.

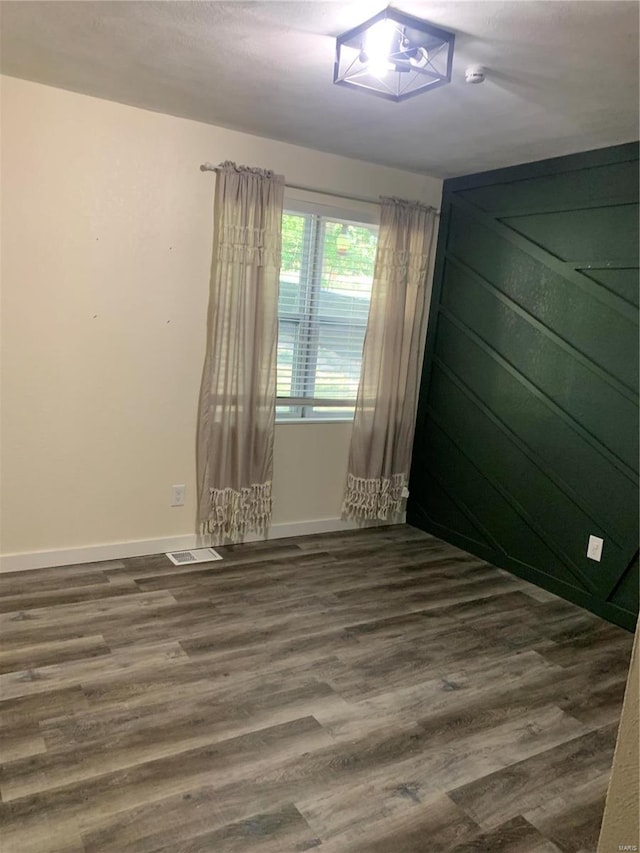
[0,525,634,852]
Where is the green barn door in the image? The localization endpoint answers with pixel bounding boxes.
[409,142,639,631]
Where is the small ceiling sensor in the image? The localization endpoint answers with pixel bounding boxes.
[465,65,485,84]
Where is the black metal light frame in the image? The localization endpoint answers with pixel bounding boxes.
[334,7,455,102]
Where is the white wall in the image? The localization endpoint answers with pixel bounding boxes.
[597,623,639,851]
[0,75,442,563]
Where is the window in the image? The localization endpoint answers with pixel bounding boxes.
[277,209,378,420]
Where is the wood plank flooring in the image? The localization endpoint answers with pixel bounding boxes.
[0,525,634,852]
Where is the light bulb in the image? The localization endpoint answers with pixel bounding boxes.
[368,60,395,78]
[364,18,396,77]
[410,47,429,69]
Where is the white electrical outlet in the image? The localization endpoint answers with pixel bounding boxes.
[587,535,604,562]
[170,484,185,507]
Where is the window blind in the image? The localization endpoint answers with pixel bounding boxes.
[277,211,378,419]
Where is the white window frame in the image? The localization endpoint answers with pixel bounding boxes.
[276,192,379,423]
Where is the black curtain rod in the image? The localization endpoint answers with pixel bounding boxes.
[200,161,381,206]
[199,162,439,212]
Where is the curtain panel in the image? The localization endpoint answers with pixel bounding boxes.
[343,197,437,522]
[197,162,284,541]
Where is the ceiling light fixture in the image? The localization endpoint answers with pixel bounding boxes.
[334,7,455,102]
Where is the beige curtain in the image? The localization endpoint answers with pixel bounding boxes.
[197,161,284,541]
[343,197,437,522]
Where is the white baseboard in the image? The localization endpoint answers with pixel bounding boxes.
[0,517,376,573]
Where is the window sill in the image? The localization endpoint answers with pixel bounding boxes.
[275,418,354,425]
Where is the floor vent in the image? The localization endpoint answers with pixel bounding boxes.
[165,548,222,566]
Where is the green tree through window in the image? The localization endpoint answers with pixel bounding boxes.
[277,211,378,419]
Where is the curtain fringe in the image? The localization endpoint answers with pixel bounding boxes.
[201,482,272,542]
[342,472,407,522]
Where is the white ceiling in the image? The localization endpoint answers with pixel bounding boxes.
[0,1,638,178]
